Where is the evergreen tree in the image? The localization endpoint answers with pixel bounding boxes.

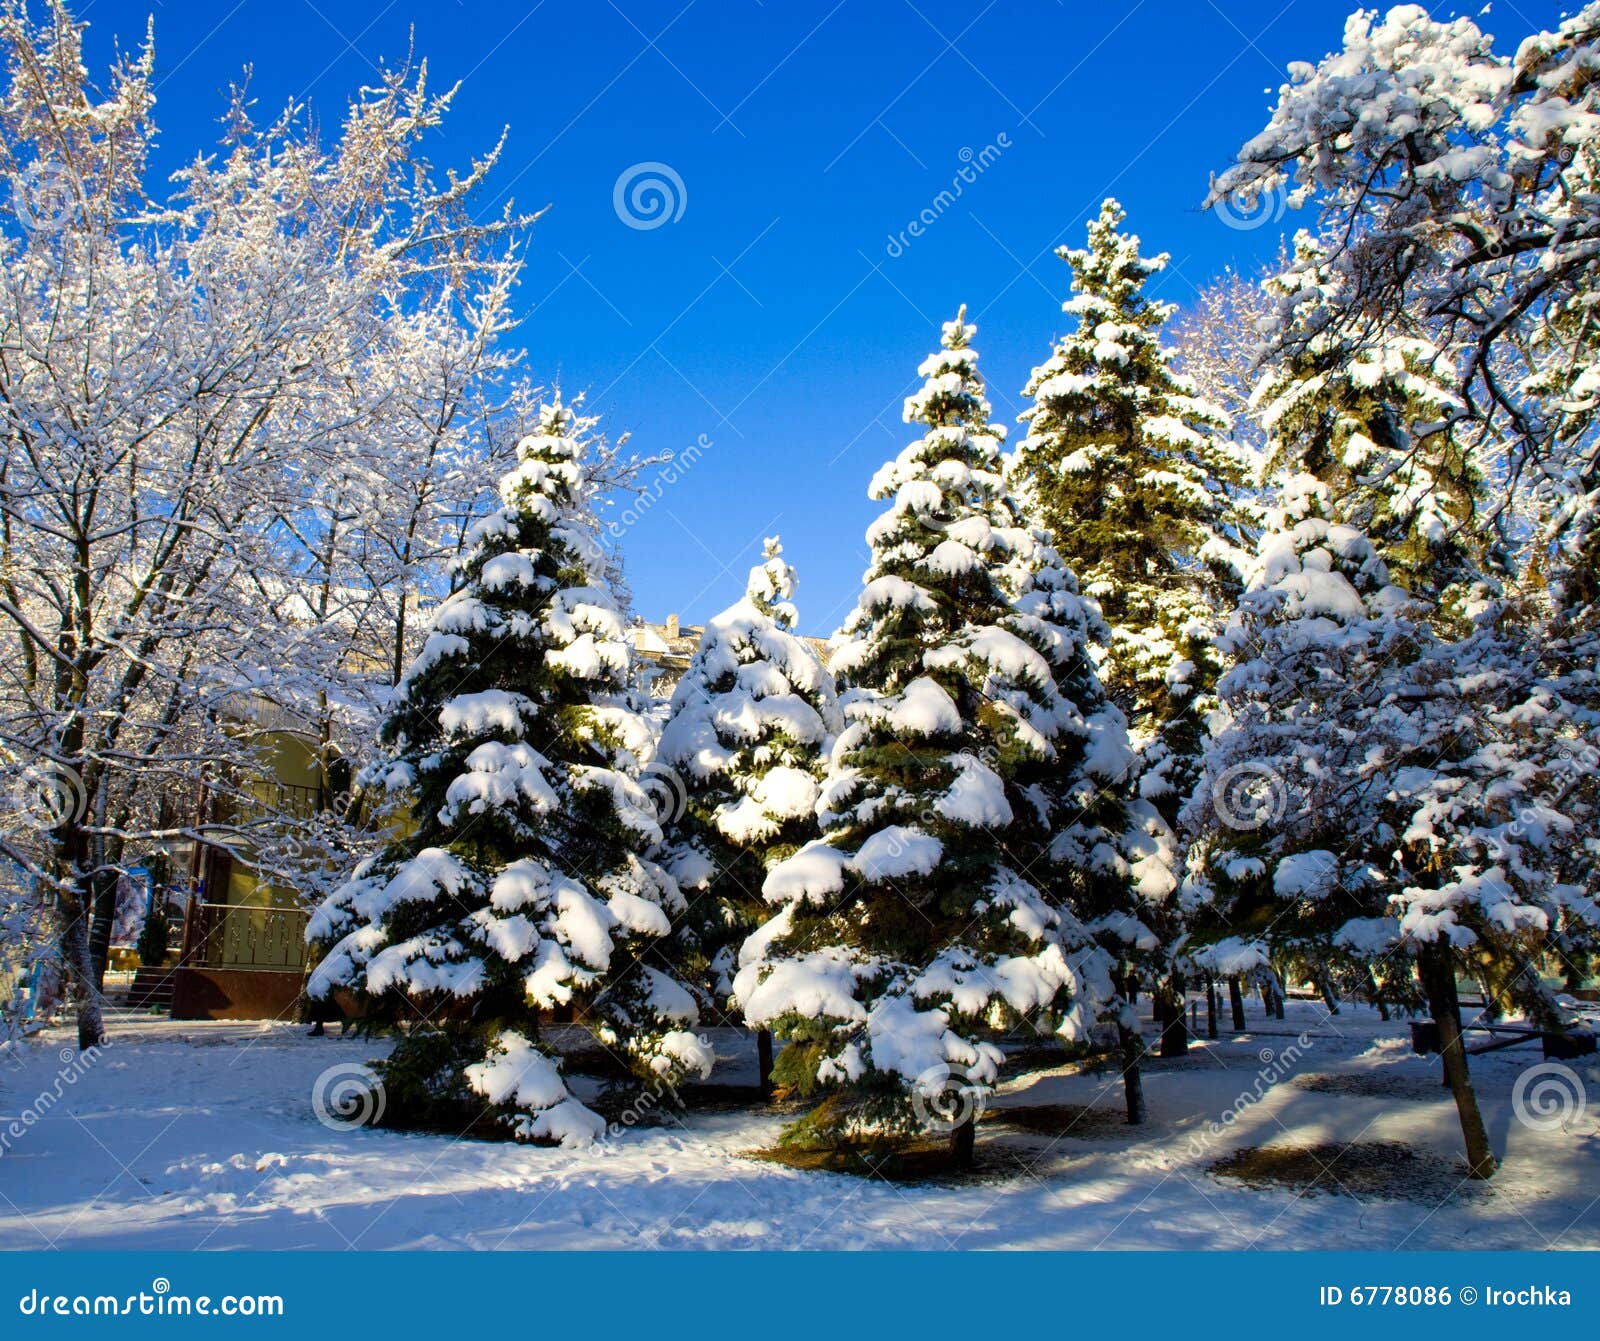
[1535,486,1600,988]
[1183,474,1428,1004]
[1253,233,1497,619]
[657,537,842,1013]
[732,310,1139,1162]
[307,400,712,1146]
[1182,474,1589,1177]
[1394,612,1600,1034]
[1014,197,1247,830]
[1005,517,1180,1122]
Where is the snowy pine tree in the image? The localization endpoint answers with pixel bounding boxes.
[732,310,1143,1161]
[1182,474,1575,1177]
[306,399,712,1146]
[1013,197,1248,833]
[1253,234,1496,619]
[1005,519,1180,1121]
[657,538,842,1015]
[1535,484,1600,987]
[1184,475,1426,998]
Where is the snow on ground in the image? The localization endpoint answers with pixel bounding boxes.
[0,1000,1595,1250]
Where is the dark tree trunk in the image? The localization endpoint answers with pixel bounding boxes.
[1157,986,1188,1057]
[1205,977,1219,1039]
[1118,1021,1147,1125]
[948,1114,976,1168]
[1365,968,1390,1021]
[1417,942,1496,1179]
[1318,972,1341,1015]
[60,895,104,1050]
[1228,975,1247,1032]
[756,1028,774,1098]
[87,863,119,990]
[1262,978,1285,1020]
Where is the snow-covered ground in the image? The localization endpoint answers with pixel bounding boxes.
[0,1001,1594,1250]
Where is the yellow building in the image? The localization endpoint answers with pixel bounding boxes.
[171,720,338,1021]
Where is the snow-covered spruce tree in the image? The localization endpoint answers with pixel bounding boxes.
[1183,474,1549,1177]
[1013,197,1247,837]
[656,538,841,1046]
[1183,475,1428,1006]
[1535,486,1600,988]
[732,310,1136,1163]
[1003,519,1180,1123]
[307,400,711,1146]
[1369,597,1600,1179]
[1376,482,1600,1179]
[1395,616,1600,1014]
[1252,234,1497,620]
[1012,197,1247,1049]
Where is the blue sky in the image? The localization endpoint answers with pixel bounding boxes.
[83,0,1558,633]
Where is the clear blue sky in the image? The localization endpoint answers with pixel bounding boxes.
[81,0,1558,634]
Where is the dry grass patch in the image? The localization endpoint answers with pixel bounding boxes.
[1209,1140,1489,1203]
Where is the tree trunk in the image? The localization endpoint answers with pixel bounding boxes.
[1263,978,1285,1020]
[1317,972,1341,1015]
[1228,975,1246,1032]
[1205,977,1219,1039]
[1365,968,1390,1021]
[948,1114,975,1168]
[756,1028,774,1099]
[1417,942,1496,1179]
[1118,1021,1147,1125]
[87,863,118,990]
[1157,986,1189,1057]
[60,896,104,1050]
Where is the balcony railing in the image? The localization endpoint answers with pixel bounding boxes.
[182,903,309,972]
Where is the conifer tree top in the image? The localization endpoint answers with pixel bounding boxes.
[734,310,1144,1137]
[306,393,711,1147]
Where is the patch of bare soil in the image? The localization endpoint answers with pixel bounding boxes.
[1293,1071,1450,1102]
[984,1101,1153,1140]
[1209,1140,1490,1203]
[740,1137,1006,1184]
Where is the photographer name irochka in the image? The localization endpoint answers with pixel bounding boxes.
[1319,1285,1574,1308]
